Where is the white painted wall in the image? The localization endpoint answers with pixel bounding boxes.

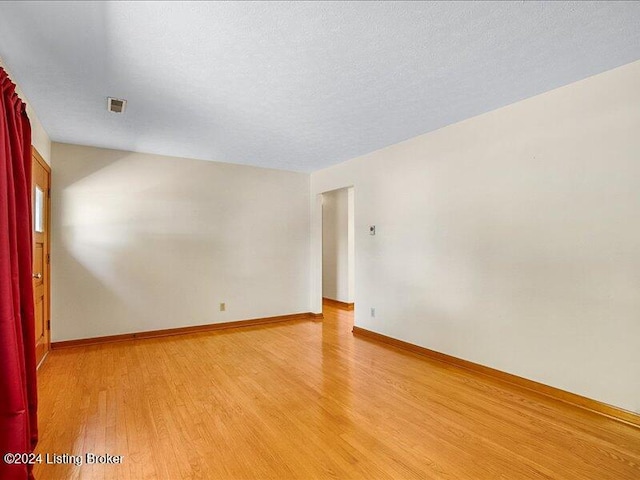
[322,188,353,303]
[311,60,640,413]
[51,143,310,341]
[0,56,51,164]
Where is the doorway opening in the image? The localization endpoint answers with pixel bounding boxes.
[32,147,51,368]
[321,187,354,322]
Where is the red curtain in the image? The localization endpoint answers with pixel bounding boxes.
[0,67,38,480]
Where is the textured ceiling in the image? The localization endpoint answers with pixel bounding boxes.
[0,1,639,172]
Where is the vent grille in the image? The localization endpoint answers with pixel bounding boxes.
[107,97,127,114]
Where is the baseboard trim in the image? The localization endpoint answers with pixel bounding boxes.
[52,313,318,350]
[322,297,354,311]
[352,326,640,429]
[310,312,324,321]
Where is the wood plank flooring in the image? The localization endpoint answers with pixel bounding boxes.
[34,304,640,479]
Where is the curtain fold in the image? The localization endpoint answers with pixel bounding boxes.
[0,67,38,480]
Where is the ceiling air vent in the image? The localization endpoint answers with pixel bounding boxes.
[107,97,127,114]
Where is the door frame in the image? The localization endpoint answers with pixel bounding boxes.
[32,146,51,368]
[320,187,355,306]
[311,184,355,315]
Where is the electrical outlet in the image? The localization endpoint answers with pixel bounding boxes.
[370,307,375,317]
[220,302,226,312]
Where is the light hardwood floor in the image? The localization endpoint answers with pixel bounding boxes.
[35,304,640,479]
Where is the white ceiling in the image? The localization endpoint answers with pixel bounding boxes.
[1,1,639,172]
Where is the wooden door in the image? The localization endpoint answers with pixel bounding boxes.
[32,148,50,367]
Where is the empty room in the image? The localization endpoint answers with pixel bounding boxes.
[1,1,639,479]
